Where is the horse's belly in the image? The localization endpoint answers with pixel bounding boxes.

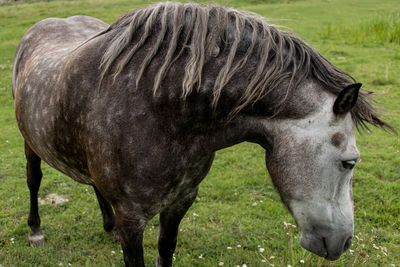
[20,118,93,185]
[22,139,94,185]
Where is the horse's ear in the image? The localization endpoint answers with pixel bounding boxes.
[333,83,362,115]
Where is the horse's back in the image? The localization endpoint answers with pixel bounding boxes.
[16,15,107,50]
[20,15,106,46]
[13,16,107,95]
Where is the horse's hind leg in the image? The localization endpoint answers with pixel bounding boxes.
[25,142,45,246]
[157,189,198,267]
[93,186,118,239]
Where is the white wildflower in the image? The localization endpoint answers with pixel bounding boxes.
[259,247,265,252]
[300,259,305,264]
[218,262,224,266]
[227,246,232,250]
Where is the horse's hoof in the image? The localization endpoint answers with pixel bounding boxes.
[28,233,45,246]
[156,256,172,267]
[112,228,120,242]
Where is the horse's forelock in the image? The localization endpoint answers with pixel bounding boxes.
[99,1,392,132]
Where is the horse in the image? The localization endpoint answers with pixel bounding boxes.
[12,2,391,266]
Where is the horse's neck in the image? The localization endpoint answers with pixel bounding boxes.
[197,81,327,153]
[181,114,262,155]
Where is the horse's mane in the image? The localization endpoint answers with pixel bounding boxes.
[98,2,391,132]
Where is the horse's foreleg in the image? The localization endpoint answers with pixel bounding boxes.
[25,142,45,246]
[93,186,116,232]
[115,206,147,267]
[156,189,198,267]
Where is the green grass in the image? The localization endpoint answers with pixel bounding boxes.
[323,12,400,46]
[0,0,399,266]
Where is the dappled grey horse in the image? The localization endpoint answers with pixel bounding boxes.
[13,2,390,266]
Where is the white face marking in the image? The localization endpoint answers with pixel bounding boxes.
[264,94,359,258]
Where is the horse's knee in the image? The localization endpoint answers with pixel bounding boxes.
[112,228,120,242]
[103,216,115,232]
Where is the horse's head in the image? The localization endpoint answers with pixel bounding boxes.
[263,83,361,260]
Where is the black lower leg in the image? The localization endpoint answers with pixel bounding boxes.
[115,209,146,267]
[93,186,115,232]
[25,142,44,246]
[157,214,180,267]
[157,191,198,267]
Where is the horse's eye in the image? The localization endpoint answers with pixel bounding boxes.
[342,160,357,170]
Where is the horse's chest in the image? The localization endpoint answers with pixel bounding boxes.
[160,155,214,208]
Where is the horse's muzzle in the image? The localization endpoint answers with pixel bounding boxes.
[300,231,353,261]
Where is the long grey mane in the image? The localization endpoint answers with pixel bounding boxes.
[98,1,391,131]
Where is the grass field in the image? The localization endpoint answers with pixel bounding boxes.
[0,0,399,266]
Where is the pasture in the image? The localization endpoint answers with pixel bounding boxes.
[0,0,399,266]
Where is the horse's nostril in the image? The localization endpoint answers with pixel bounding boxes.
[342,160,356,170]
[343,236,352,252]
